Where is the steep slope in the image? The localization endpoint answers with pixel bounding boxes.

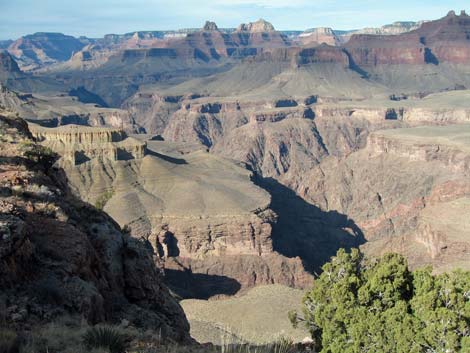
[0,112,190,341]
[0,50,24,81]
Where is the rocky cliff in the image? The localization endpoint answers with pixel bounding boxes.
[292,125,470,272]
[0,112,190,341]
[299,28,342,46]
[0,51,24,81]
[0,85,141,133]
[345,11,470,66]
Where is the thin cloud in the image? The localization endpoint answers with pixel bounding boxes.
[216,0,311,8]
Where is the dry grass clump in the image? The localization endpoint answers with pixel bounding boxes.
[0,329,20,353]
[2,314,310,353]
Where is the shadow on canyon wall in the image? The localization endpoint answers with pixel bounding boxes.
[255,176,366,273]
[164,268,241,300]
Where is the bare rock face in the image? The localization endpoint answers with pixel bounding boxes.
[344,21,425,38]
[0,112,190,341]
[237,19,276,33]
[203,21,219,31]
[0,86,141,133]
[345,11,470,66]
[299,28,342,46]
[29,124,147,164]
[0,51,23,80]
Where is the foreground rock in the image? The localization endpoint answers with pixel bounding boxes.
[0,112,190,341]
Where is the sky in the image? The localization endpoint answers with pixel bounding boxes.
[0,0,469,40]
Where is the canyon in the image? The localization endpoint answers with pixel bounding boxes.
[1,9,470,345]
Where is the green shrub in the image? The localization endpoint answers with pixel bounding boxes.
[19,142,56,170]
[82,326,128,353]
[293,249,470,353]
[95,189,114,210]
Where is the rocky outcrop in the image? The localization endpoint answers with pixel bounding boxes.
[0,51,23,80]
[123,92,184,134]
[0,85,141,133]
[29,124,146,164]
[0,112,190,341]
[299,28,342,46]
[345,11,470,66]
[237,19,276,33]
[203,21,219,31]
[343,21,425,39]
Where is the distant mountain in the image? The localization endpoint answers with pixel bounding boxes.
[7,32,87,70]
[0,40,13,49]
[298,21,426,47]
[299,27,343,46]
[345,10,470,65]
[347,21,425,36]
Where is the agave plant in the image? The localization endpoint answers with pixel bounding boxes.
[82,326,128,353]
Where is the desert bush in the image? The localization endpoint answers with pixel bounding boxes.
[19,142,56,170]
[0,330,19,353]
[20,320,86,353]
[292,248,470,353]
[82,326,129,353]
[95,189,114,210]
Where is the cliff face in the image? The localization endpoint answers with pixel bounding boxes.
[0,51,24,81]
[293,125,470,272]
[0,112,190,341]
[0,85,141,133]
[299,28,342,46]
[345,11,470,66]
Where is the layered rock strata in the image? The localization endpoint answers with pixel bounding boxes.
[32,124,312,297]
[29,124,146,164]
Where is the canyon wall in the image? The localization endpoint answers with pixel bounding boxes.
[32,123,313,298]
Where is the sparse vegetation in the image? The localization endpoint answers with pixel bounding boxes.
[95,189,114,210]
[19,141,56,170]
[181,285,307,345]
[83,326,129,353]
[291,249,470,353]
[0,329,19,353]
[1,319,311,353]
